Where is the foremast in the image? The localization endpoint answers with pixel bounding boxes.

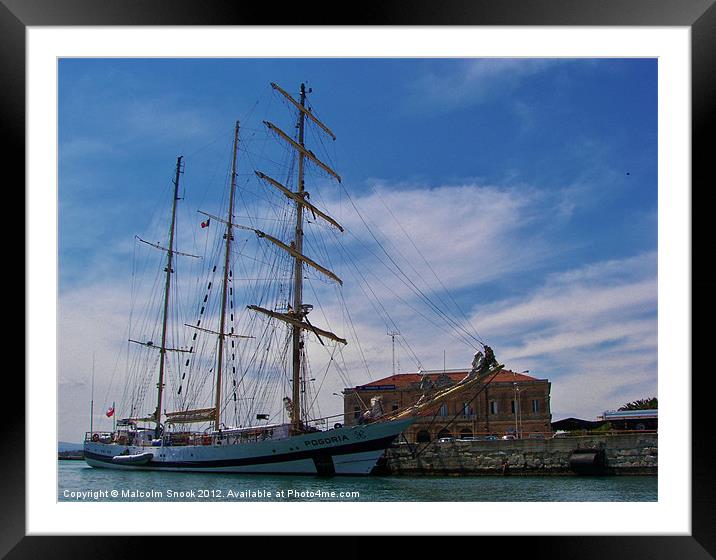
[290,83,308,432]
[249,82,346,433]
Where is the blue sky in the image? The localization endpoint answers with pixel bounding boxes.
[58,58,657,441]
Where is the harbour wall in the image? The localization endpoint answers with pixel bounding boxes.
[385,433,657,475]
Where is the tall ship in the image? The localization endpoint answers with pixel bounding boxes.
[83,82,502,475]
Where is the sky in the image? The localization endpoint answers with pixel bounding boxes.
[58,58,657,442]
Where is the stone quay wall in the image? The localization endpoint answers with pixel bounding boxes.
[385,433,657,475]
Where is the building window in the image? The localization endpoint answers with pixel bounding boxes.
[392,403,399,412]
[511,400,516,414]
[532,399,540,413]
[439,403,448,417]
[490,401,497,415]
[462,402,473,417]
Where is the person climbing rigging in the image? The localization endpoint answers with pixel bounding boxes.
[483,345,498,370]
[416,375,435,405]
[471,345,499,377]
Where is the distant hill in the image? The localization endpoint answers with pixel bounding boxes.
[58,441,83,452]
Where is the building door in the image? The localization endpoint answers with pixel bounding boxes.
[416,430,431,443]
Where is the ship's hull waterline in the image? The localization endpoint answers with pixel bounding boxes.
[84,418,413,475]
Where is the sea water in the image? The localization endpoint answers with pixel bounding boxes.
[58,460,657,502]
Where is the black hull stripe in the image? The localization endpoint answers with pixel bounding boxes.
[85,434,397,469]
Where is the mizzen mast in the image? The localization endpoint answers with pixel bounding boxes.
[214,121,240,431]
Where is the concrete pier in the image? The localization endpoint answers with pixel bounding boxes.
[386,433,657,475]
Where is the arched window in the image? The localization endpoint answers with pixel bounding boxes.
[416,430,431,443]
[459,428,473,438]
[437,428,453,439]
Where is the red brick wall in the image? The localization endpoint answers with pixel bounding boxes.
[343,377,552,442]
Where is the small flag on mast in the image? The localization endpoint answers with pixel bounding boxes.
[106,406,115,418]
[201,218,210,228]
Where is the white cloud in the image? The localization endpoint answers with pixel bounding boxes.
[57,177,657,440]
[322,181,555,295]
[406,59,560,114]
[477,278,656,335]
[469,251,657,419]
[59,138,119,162]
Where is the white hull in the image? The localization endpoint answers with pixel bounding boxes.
[84,418,412,475]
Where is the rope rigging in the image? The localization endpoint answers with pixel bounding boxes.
[108,83,497,439]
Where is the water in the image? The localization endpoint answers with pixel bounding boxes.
[58,461,657,502]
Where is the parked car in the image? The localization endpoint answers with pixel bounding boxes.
[501,434,517,440]
[483,435,499,441]
[552,430,569,438]
[528,433,545,439]
[437,437,455,443]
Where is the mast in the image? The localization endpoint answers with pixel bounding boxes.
[90,353,95,434]
[388,331,399,376]
[291,84,308,432]
[215,121,240,431]
[251,83,345,430]
[154,155,183,436]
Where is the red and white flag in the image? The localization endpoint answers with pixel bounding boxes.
[200,218,210,229]
[106,406,115,418]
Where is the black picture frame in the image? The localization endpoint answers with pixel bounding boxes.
[7,0,714,556]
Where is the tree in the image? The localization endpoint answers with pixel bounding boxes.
[618,397,658,411]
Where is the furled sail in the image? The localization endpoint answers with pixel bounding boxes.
[255,171,344,231]
[253,229,343,285]
[247,305,347,345]
[165,407,217,424]
[264,121,342,182]
[270,82,337,140]
[196,211,342,284]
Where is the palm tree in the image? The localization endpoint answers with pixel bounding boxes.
[618,397,658,411]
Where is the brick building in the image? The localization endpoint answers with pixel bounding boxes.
[342,369,552,442]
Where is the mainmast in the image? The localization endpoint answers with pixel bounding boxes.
[290,83,308,432]
[154,155,183,435]
[214,121,240,431]
[250,82,346,433]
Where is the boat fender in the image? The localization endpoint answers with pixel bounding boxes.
[334,423,342,429]
[91,433,100,442]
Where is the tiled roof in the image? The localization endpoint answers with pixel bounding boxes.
[354,370,544,390]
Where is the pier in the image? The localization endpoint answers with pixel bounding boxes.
[385,432,657,476]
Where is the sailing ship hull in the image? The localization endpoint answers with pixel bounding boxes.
[84,418,413,475]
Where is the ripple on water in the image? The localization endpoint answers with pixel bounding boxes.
[58,461,657,502]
